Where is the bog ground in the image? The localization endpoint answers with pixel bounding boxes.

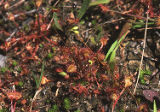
[0,0,160,112]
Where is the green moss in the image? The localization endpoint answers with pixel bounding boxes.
[47,53,53,59]
[74,109,80,112]
[12,60,18,66]
[64,98,71,110]
[18,81,23,87]
[48,104,59,112]
[0,67,8,73]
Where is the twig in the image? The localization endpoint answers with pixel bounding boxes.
[8,0,25,10]
[30,88,42,112]
[133,12,149,95]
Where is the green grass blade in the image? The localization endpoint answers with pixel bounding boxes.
[37,62,45,88]
[153,100,157,112]
[104,31,129,62]
[32,73,39,88]
[109,50,116,63]
[104,40,118,61]
[78,0,91,20]
[89,0,110,6]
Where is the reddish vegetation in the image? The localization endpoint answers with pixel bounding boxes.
[0,0,159,111]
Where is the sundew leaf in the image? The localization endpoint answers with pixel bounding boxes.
[53,12,63,31]
[89,0,110,7]
[78,0,91,20]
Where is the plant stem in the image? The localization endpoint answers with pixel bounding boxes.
[133,11,149,95]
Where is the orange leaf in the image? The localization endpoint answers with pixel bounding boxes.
[41,76,50,85]
[67,64,77,73]
[124,76,132,88]
[8,13,15,21]
[36,0,42,8]
[7,91,22,100]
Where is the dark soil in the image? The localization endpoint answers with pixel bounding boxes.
[0,0,160,112]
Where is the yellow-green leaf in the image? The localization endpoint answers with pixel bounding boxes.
[89,0,110,7]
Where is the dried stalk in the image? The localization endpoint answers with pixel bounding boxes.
[133,12,149,95]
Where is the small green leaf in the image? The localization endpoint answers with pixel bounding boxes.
[59,72,67,77]
[53,12,63,31]
[88,60,93,65]
[89,0,110,6]
[71,26,79,30]
[78,0,91,20]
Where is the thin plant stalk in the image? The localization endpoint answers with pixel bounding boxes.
[133,12,149,94]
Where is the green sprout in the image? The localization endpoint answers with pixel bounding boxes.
[70,26,79,35]
[59,72,67,77]
[104,31,128,70]
[18,81,23,87]
[47,53,53,59]
[139,69,151,84]
[64,98,71,110]
[39,44,43,48]
[12,60,18,66]
[52,47,55,52]
[33,62,45,88]
[88,60,93,65]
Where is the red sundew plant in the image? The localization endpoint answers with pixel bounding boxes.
[53,45,124,96]
[0,88,22,112]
